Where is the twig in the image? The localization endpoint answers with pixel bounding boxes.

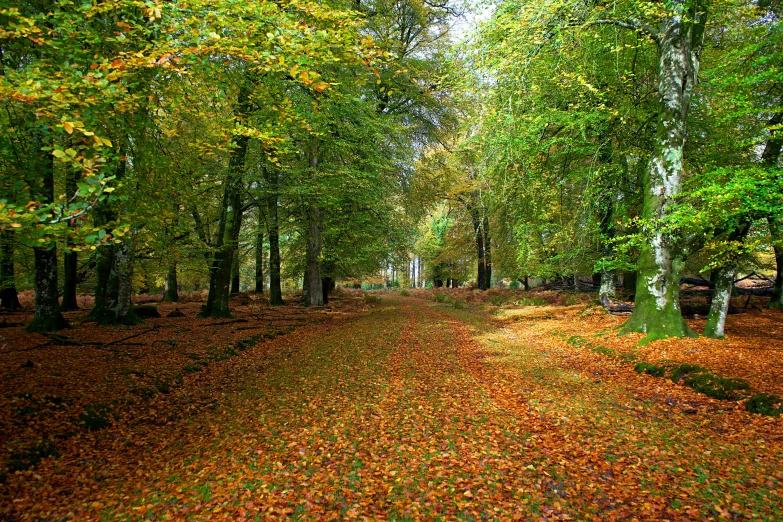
[200,319,249,326]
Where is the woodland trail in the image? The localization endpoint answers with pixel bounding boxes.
[3,295,783,520]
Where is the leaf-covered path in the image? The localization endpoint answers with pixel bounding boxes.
[4,296,783,520]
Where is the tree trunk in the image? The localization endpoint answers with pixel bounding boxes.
[255,219,264,294]
[483,216,492,289]
[470,206,486,290]
[703,267,734,339]
[762,112,783,309]
[770,217,783,309]
[200,84,250,318]
[60,168,80,311]
[164,262,179,302]
[620,6,706,343]
[265,168,283,306]
[305,207,324,306]
[231,251,240,294]
[27,152,68,332]
[0,231,21,310]
[102,235,138,325]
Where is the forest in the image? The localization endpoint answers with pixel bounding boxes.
[2,0,783,519]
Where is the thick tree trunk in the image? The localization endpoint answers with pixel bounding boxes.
[620,6,706,343]
[231,251,240,294]
[200,84,250,318]
[27,153,68,332]
[265,168,283,306]
[102,235,138,325]
[163,262,179,302]
[0,231,21,310]
[305,206,324,306]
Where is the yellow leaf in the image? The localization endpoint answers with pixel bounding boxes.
[63,122,74,134]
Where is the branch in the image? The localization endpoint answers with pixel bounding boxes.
[583,18,661,45]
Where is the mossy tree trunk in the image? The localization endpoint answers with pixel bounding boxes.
[200,83,250,318]
[620,4,706,343]
[27,151,69,333]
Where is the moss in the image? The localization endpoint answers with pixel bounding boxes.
[668,363,706,383]
[634,362,667,377]
[183,362,204,374]
[745,393,783,416]
[590,345,615,356]
[683,373,749,401]
[566,335,587,346]
[616,353,639,363]
[77,404,114,431]
[7,440,59,472]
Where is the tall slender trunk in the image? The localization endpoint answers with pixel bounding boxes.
[762,112,783,309]
[265,167,283,305]
[61,169,79,311]
[598,193,616,298]
[164,262,179,302]
[200,84,250,318]
[704,223,750,338]
[27,152,68,332]
[483,215,492,289]
[304,140,323,307]
[470,205,486,290]
[0,231,20,310]
[255,222,264,294]
[620,5,707,343]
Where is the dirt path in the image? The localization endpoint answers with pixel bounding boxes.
[3,296,782,520]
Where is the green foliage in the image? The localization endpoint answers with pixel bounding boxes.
[431,292,447,303]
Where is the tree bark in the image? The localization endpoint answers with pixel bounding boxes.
[0,231,21,310]
[103,234,137,325]
[60,168,80,311]
[200,83,250,318]
[265,167,283,306]
[470,206,487,290]
[703,267,734,339]
[255,227,264,294]
[304,139,324,307]
[231,251,240,294]
[163,262,179,302]
[762,112,783,309]
[483,215,492,289]
[27,152,68,332]
[620,4,706,343]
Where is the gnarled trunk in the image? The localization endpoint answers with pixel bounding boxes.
[621,5,706,343]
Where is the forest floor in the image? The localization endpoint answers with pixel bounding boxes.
[1,289,783,520]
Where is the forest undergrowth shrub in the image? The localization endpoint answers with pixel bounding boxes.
[745,393,783,416]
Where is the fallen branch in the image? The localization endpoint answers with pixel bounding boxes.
[200,319,249,327]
